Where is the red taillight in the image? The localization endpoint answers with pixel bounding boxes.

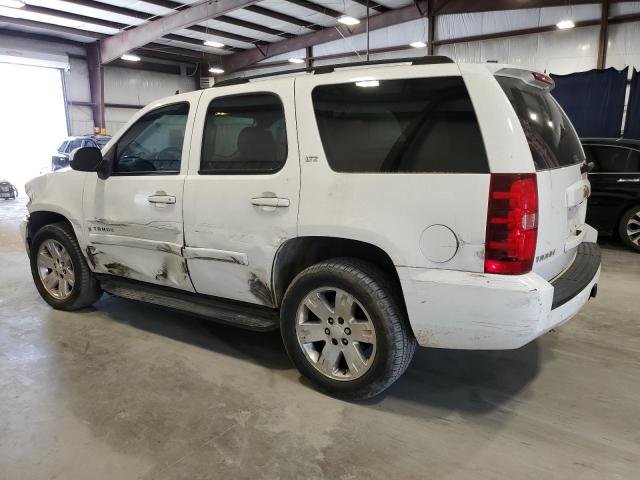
[484,173,538,275]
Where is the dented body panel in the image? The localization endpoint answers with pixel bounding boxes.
[80,91,203,292]
[182,78,300,306]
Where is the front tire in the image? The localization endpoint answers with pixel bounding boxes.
[618,205,640,253]
[30,222,102,310]
[281,258,416,400]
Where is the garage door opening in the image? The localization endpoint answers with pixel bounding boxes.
[0,62,68,195]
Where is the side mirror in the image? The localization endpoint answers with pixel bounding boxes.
[70,147,102,172]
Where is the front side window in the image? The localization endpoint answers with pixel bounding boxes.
[312,76,488,173]
[584,146,640,173]
[57,141,68,153]
[200,93,287,174]
[114,103,189,174]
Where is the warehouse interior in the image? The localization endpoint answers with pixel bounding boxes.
[1,1,639,479]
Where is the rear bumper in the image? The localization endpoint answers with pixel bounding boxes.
[398,242,601,350]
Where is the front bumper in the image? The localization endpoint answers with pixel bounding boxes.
[20,219,30,255]
[398,242,601,350]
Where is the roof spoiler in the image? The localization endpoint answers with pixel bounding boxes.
[495,67,555,91]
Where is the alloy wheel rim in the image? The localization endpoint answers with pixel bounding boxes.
[295,287,376,381]
[37,239,75,300]
[626,211,640,246]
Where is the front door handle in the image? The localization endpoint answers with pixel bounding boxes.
[251,197,290,208]
[147,194,176,206]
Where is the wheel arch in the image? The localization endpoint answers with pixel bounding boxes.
[27,210,76,248]
[272,236,407,312]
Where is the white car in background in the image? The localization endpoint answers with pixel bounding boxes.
[22,57,601,399]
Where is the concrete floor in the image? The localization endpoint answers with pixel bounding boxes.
[1,197,639,480]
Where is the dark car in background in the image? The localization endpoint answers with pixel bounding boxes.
[582,138,640,252]
[52,135,111,171]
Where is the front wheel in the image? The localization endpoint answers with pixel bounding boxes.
[29,222,102,310]
[618,205,640,253]
[280,258,415,400]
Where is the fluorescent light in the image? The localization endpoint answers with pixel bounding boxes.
[121,54,141,62]
[204,40,225,48]
[556,19,575,29]
[0,0,26,8]
[355,80,379,88]
[338,16,360,26]
[410,41,427,49]
[288,58,305,64]
[209,67,224,74]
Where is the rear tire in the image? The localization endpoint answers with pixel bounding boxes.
[30,222,102,310]
[280,258,416,400]
[618,205,640,253]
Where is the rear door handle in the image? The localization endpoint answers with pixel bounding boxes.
[147,194,176,206]
[251,197,290,208]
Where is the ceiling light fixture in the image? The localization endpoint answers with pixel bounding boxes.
[288,58,305,64]
[556,19,575,29]
[209,67,224,74]
[0,0,26,8]
[338,16,360,26]
[204,40,225,48]
[121,54,141,62]
[410,41,427,48]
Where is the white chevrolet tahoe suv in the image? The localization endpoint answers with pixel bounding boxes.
[23,57,601,399]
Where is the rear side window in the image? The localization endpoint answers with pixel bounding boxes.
[312,77,488,173]
[584,145,640,173]
[200,93,287,174]
[497,76,584,171]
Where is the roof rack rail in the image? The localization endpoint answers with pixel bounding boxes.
[212,55,454,87]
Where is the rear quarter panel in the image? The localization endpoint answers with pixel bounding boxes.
[294,64,494,271]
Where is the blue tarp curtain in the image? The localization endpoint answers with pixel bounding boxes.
[624,69,640,139]
[551,67,628,138]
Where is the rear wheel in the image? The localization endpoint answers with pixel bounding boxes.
[280,258,415,400]
[618,205,640,253]
[30,222,102,310]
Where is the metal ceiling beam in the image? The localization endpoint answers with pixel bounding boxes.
[0,15,105,40]
[19,4,127,30]
[244,5,322,30]
[141,0,294,38]
[61,0,151,20]
[597,0,610,69]
[222,2,427,73]
[350,0,389,13]
[429,0,625,15]
[0,27,86,48]
[60,0,268,46]
[214,15,294,38]
[100,0,260,63]
[283,0,344,18]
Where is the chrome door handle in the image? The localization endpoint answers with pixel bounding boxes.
[147,194,176,205]
[251,197,290,208]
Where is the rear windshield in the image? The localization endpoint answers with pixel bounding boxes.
[312,76,489,173]
[497,76,584,171]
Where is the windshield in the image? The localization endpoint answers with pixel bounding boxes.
[497,76,584,171]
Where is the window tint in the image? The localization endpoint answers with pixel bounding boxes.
[584,145,639,173]
[114,103,189,174]
[200,93,287,174]
[311,77,488,173]
[57,141,68,153]
[68,139,83,151]
[497,76,584,171]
